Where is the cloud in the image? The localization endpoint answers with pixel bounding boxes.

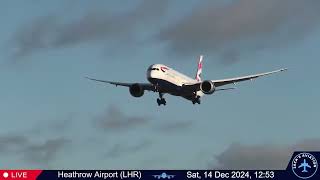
[22,138,71,166]
[95,106,150,132]
[0,107,151,167]
[211,138,320,169]
[0,134,71,167]
[28,114,75,136]
[0,114,74,167]
[10,0,169,58]
[0,135,28,153]
[105,140,152,159]
[9,15,59,58]
[158,0,320,63]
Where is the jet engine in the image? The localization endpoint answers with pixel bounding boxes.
[129,83,144,97]
[200,80,215,94]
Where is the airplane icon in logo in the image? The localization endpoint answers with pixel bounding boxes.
[298,159,312,173]
[152,172,175,179]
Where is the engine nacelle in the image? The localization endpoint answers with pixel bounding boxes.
[200,80,215,94]
[129,83,144,97]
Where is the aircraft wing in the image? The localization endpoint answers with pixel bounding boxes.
[212,68,287,87]
[85,77,156,91]
[182,68,287,92]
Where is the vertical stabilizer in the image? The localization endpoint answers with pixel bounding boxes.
[195,55,203,82]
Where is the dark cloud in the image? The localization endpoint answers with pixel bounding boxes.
[95,106,150,132]
[22,138,71,166]
[10,15,59,58]
[158,0,320,63]
[0,113,74,168]
[28,114,75,136]
[211,138,320,169]
[0,134,70,167]
[0,135,28,153]
[10,0,169,58]
[106,140,152,159]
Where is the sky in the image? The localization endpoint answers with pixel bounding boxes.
[0,0,320,169]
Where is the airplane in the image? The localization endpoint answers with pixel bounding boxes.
[298,159,312,173]
[86,55,287,106]
[152,172,175,179]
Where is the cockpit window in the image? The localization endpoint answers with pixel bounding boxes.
[148,66,160,71]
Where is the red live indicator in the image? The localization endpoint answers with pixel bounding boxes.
[0,170,42,180]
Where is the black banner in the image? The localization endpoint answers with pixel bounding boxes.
[0,151,319,180]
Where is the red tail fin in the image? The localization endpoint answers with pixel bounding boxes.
[195,55,203,82]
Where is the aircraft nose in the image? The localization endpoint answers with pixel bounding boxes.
[147,69,157,83]
[147,70,151,78]
[147,69,153,80]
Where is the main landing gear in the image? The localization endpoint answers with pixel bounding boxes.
[157,93,166,106]
[192,96,201,105]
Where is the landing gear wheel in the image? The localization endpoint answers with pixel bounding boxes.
[157,92,167,106]
[192,97,201,105]
[157,98,166,106]
[162,98,166,106]
[157,98,161,106]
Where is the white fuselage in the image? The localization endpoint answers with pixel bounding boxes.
[146,64,203,99]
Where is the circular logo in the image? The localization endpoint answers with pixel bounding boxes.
[292,153,318,179]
